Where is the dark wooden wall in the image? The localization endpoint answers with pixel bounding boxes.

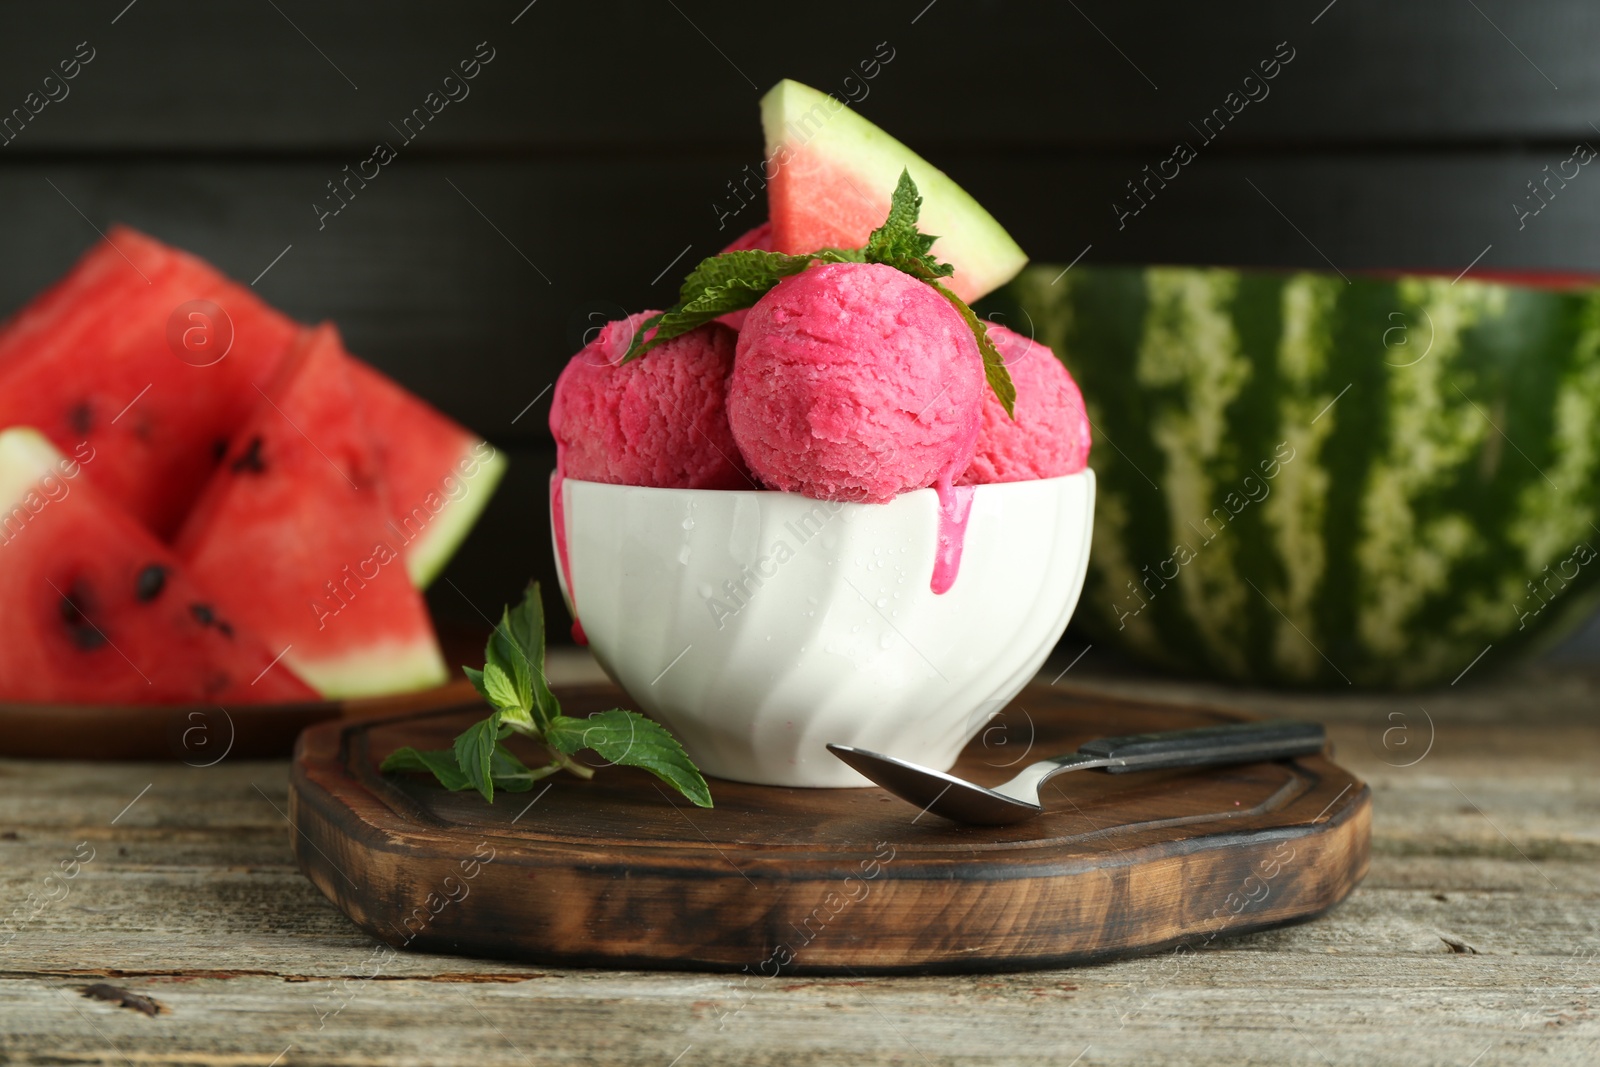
[4,0,1599,654]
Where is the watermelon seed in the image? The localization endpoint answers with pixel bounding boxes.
[230,436,266,474]
[211,438,228,464]
[59,582,107,651]
[189,603,215,626]
[134,564,168,602]
[68,402,93,436]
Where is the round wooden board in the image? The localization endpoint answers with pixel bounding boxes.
[289,682,1369,974]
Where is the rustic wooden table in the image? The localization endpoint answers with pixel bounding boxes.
[2,653,1596,1066]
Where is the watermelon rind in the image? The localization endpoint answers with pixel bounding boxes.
[404,440,508,588]
[292,639,449,700]
[997,263,1600,689]
[761,79,1027,303]
[0,427,70,510]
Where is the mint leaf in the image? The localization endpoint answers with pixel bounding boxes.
[547,709,713,808]
[380,742,556,794]
[453,715,504,803]
[624,282,767,360]
[488,742,558,791]
[863,170,951,283]
[624,250,823,362]
[628,171,1013,413]
[462,665,493,706]
[508,582,560,728]
[678,249,816,304]
[382,582,713,809]
[381,746,473,791]
[479,658,521,712]
[933,281,1016,418]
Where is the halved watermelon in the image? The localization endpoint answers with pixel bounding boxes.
[1002,263,1600,688]
[761,79,1027,302]
[175,325,448,698]
[0,227,299,538]
[0,428,315,704]
[344,358,507,587]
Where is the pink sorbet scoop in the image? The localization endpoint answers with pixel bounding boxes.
[550,311,750,489]
[728,262,984,504]
[958,323,1092,485]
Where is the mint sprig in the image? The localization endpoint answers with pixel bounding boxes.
[623,170,1016,417]
[380,582,713,808]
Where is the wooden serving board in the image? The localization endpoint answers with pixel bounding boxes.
[289,683,1369,974]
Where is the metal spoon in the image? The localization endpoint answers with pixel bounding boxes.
[828,719,1327,825]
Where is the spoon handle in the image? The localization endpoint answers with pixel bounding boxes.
[1077,720,1325,774]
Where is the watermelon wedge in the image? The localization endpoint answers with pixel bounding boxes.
[761,79,1027,303]
[175,325,448,698]
[0,428,315,705]
[0,231,185,375]
[344,359,507,587]
[0,227,299,539]
[0,228,505,585]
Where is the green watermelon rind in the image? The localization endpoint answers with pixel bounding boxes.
[295,639,449,700]
[997,264,1600,690]
[761,79,1028,302]
[0,427,65,509]
[405,441,508,588]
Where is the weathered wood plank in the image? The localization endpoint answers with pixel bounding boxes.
[1,667,1595,1065]
[1,950,1596,1066]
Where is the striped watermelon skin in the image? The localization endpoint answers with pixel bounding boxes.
[995,265,1600,688]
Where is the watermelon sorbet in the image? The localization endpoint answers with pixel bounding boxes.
[958,324,1092,485]
[727,262,985,503]
[550,312,750,489]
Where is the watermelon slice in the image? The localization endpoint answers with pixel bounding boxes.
[0,228,505,584]
[761,79,1027,303]
[175,325,448,698]
[0,231,185,375]
[0,428,315,704]
[0,226,299,538]
[344,359,507,587]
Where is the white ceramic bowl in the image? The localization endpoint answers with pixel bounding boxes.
[552,471,1095,787]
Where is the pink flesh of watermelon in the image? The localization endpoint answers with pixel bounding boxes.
[0,430,314,705]
[174,325,447,698]
[767,142,888,262]
[0,228,501,585]
[0,227,299,539]
[0,231,183,374]
[342,358,505,587]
